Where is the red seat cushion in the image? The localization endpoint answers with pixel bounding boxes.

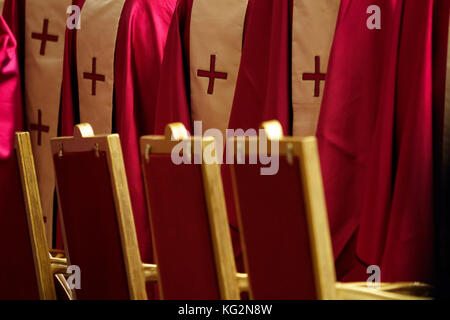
[53,151,129,300]
[143,154,221,299]
[232,157,317,299]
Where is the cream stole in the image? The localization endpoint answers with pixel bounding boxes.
[25,0,71,244]
[76,0,125,134]
[0,0,4,15]
[292,0,340,136]
[190,0,248,136]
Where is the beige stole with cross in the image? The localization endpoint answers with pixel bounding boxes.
[76,0,126,135]
[292,0,340,137]
[0,1,5,15]
[190,0,248,136]
[25,0,71,244]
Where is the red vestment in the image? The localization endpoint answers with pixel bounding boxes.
[318,0,438,283]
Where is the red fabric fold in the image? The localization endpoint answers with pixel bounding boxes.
[154,0,291,273]
[114,0,176,267]
[0,15,38,300]
[318,0,436,282]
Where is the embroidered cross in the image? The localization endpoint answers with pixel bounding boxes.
[302,56,326,97]
[197,55,228,95]
[83,57,105,96]
[30,109,50,146]
[31,19,59,56]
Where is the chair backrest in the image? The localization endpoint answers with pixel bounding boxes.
[50,124,146,300]
[0,132,55,299]
[229,121,337,300]
[140,123,240,300]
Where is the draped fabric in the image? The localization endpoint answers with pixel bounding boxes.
[154,0,193,134]
[54,0,85,250]
[291,0,340,137]
[229,0,290,135]
[0,15,38,300]
[318,0,439,283]
[58,0,175,298]
[25,0,70,245]
[114,0,176,267]
[1,1,176,290]
[0,15,21,153]
[0,0,447,297]
[154,0,298,271]
[154,0,249,270]
[59,0,176,299]
[0,0,24,44]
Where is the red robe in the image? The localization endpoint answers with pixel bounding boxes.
[1,0,24,105]
[154,0,292,271]
[0,13,22,188]
[318,0,437,283]
[1,0,23,45]
[0,15,33,299]
[60,0,175,279]
[229,0,290,135]
[115,0,176,266]
[3,0,72,248]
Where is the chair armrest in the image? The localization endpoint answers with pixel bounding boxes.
[143,263,159,283]
[335,282,433,300]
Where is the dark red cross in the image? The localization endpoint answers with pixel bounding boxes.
[302,56,326,97]
[31,19,59,56]
[197,55,228,95]
[30,109,50,146]
[83,57,106,96]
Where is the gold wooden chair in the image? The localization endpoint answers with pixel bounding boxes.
[228,120,432,300]
[139,123,248,299]
[50,124,157,300]
[0,132,68,299]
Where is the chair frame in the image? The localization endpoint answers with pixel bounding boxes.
[15,132,68,300]
[50,124,156,300]
[228,121,432,300]
[140,123,248,300]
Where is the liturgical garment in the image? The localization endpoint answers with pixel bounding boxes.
[64,0,176,266]
[0,14,37,300]
[0,0,23,46]
[25,0,71,245]
[317,0,439,283]
[155,0,250,267]
[155,0,341,267]
[0,14,22,185]
[230,0,339,137]
[291,0,340,137]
